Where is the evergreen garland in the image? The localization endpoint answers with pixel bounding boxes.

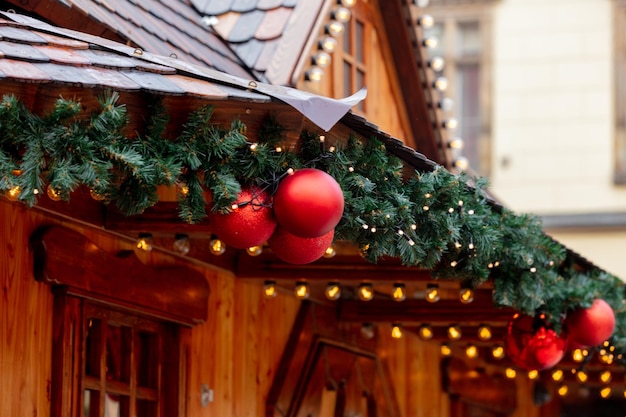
[1,92,625,361]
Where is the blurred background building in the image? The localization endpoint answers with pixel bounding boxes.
[421,0,626,280]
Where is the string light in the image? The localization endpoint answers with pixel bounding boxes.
[477,324,492,341]
[442,118,458,129]
[447,324,461,340]
[417,14,434,28]
[305,67,324,82]
[551,369,564,382]
[313,51,332,67]
[576,370,588,383]
[249,143,258,152]
[505,368,516,379]
[358,283,374,301]
[89,188,106,201]
[459,288,474,304]
[246,245,263,256]
[527,370,539,380]
[440,344,452,357]
[209,237,226,255]
[600,370,612,383]
[453,157,469,171]
[418,324,433,340]
[465,344,478,359]
[319,36,338,53]
[295,281,310,300]
[391,323,403,339]
[331,6,351,22]
[136,233,153,252]
[325,282,341,301]
[425,284,440,303]
[177,182,189,197]
[263,280,277,298]
[391,283,406,302]
[361,323,375,339]
[325,21,344,37]
[428,56,445,72]
[173,233,191,255]
[572,349,585,362]
[491,345,505,360]
[557,385,568,397]
[433,76,448,91]
[422,37,438,48]
[339,0,356,7]
[448,137,464,150]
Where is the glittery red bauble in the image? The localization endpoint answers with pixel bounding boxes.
[268,227,334,265]
[505,314,567,371]
[565,299,615,348]
[273,168,344,238]
[210,187,277,249]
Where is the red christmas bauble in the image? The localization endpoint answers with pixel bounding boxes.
[268,227,334,265]
[273,168,344,238]
[564,299,615,348]
[505,314,567,371]
[210,187,277,249]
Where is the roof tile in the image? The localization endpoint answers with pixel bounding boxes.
[37,32,90,49]
[165,74,229,98]
[233,39,263,69]
[254,38,278,72]
[0,41,50,62]
[78,48,137,69]
[82,66,142,90]
[122,70,186,94]
[231,0,259,13]
[34,62,99,86]
[257,0,284,10]
[34,45,92,65]
[0,25,48,44]
[195,0,234,15]
[213,11,239,40]
[227,9,265,43]
[254,7,291,40]
[0,59,51,82]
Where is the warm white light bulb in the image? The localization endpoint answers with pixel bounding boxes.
[305,67,324,82]
[392,283,406,302]
[264,280,277,298]
[325,282,341,301]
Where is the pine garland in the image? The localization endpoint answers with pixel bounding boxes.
[1,92,625,361]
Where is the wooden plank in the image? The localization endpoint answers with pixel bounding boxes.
[30,224,210,325]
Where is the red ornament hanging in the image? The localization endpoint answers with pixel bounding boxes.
[273,168,344,238]
[268,227,334,265]
[564,299,615,348]
[210,187,277,249]
[505,313,567,371]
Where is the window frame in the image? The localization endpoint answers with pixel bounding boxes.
[614,1,626,184]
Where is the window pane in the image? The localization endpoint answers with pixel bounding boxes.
[136,331,159,389]
[356,69,365,111]
[344,61,352,97]
[107,325,132,383]
[86,319,103,378]
[456,62,481,171]
[84,389,101,417]
[343,20,352,54]
[457,21,481,56]
[356,20,364,63]
[137,399,158,417]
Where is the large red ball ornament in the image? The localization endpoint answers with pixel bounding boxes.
[273,168,344,238]
[210,187,277,249]
[505,314,567,371]
[565,299,615,348]
[268,227,334,265]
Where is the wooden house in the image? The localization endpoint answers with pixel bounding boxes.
[1,1,625,417]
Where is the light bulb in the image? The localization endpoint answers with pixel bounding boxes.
[453,157,469,171]
[358,283,374,301]
[209,238,226,255]
[576,371,587,383]
[459,288,474,304]
[323,246,336,258]
[438,97,454,111]
[246,245,263,256]
[433,76,448,91]
[6,185,21,201]
[600,370,612,383]
[477,325,492,341]
[417,14,434,28]
[440,344,452,357]
[491,345,505,359]
[551,369,564,382]
[465,345,478,359]
[332,6,351,23]
[505,368,516,379]
[319,36,338,53]
[305,67,324,82]
[527,370,539,380]
[600,386,611,399]
[136,233,153,252]
[443,118,458,129]
[325,282,341,301]
[173,234,191,255]
[340,0,356,7]
[295,281,310,300]
[89,188,106,201]
[361,323,375,339]
[391,323,403,339]
[326,21,344,36]
[428,56,445,72]
[391,283,406,302]
[448,137,464,150]
[313,51,332,67]
[572,349,584,362]
[422,37,438,49]
[263,280,277,298]
[177,182,189,197]
[425,284,440,303]
[557,385,568,397]
[418,325,433,340]
[447,325,461,340]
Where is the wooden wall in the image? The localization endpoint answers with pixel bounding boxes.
[0,199,556,417]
